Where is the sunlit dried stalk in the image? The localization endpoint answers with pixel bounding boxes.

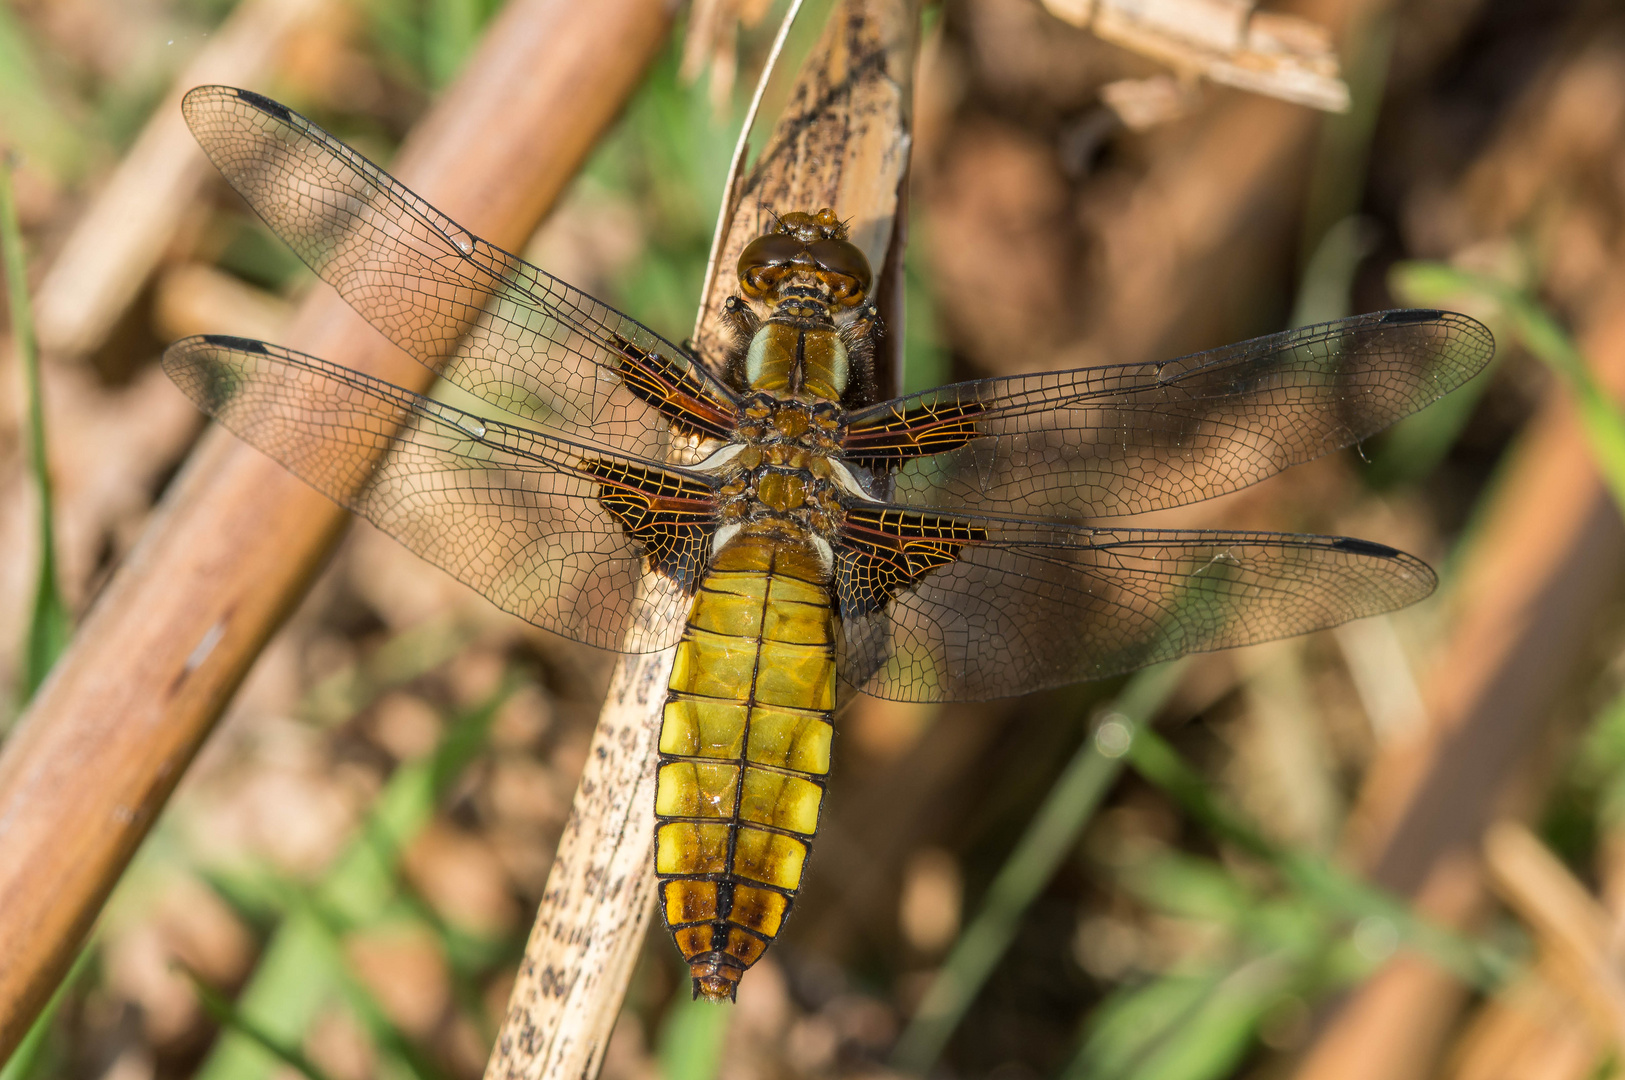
[0,0,673,1059]
[1484,821,1625,1041]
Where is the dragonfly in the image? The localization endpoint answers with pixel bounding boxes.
[164,86,1493,1002]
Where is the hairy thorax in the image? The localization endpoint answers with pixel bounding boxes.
[702,208,880,552]
[712,384,849,540]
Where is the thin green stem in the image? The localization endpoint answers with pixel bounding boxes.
[0,154,70,706]
[0,944,94,1080]
[1393,262,1625,516]
[889,661,1188,1074]
[1124,725,1508,986]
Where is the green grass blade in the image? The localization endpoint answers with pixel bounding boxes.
[1063,956,1294,1080]
[1393,261,1625,515]
[657,991,733,1080]
[0,944,94,1080]
[0,155,71,707]
[1123,725,1506,986]
[184,965,339,1080]
[193,909,346,1080]
[889,661,1189,1074]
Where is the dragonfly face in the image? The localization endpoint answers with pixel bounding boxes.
[163,86,1495,1002]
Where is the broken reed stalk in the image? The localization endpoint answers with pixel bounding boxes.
[0,0,672,1058]
[483,649,676,1080]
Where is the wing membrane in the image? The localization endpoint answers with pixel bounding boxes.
[162,335,717,651]
[835,508,1435,702]
[845,310,1493,518]
[181,86,738,455]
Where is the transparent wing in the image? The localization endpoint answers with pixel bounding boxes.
[835,506,1435,702]
[181,86,739,455]
[844,310,1494,518]
[163,335,718,651]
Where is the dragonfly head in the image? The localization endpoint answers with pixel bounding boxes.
[737,208,872,310]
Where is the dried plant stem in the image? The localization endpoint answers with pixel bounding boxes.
[484,649,675,1080]
[1484,821,1625,1041]
[0,0,672,1059]
[1042,0,1350,114]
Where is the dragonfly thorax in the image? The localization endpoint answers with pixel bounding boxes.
[713,394,848,540]
[743,321,850,399]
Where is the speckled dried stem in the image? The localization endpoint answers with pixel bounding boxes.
[484,648,675,1079]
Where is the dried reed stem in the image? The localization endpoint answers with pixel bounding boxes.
[0,0,672,1058]
[483,649,675,1079]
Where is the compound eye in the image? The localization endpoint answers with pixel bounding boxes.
[808,238,872,305]
[737,234,802,298]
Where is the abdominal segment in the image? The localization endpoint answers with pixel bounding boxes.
[655,531,835,1001]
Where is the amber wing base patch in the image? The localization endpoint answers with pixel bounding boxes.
[841,397,985,466]
[579,458,717,591]
[836,506,987,616]
[613,334,739,442]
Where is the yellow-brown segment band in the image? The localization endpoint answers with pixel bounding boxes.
[655,530,836,1001]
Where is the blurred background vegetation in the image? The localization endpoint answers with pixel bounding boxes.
[5,0,1625,1078]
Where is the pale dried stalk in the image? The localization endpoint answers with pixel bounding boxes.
[1042,0,1350,115]
[30,0,325,358]
[485,2,919,1075]
[1484,821,1625,1043]
[0,0,672,1058]
[483,648,674,1078]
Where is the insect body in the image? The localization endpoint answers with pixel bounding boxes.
[654,212,877,1000]
[163,88,1495,1002]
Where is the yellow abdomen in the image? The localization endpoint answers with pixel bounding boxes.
[655,530,836,1001]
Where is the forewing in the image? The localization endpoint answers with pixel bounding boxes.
[181,86,738,453]
[163,335,718,652]
[835,507,1435,702]
[844,310,1494,518]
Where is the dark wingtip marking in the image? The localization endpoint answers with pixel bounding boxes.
[1379,308,1443,325]
[1332,536,1401,559]
[201,334,270,354]
[234,88,292,122]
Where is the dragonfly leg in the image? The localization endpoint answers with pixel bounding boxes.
[840,303,881,407]
[721,295,761,390]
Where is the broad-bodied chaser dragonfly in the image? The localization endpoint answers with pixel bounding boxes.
[164,87,1492,1001]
